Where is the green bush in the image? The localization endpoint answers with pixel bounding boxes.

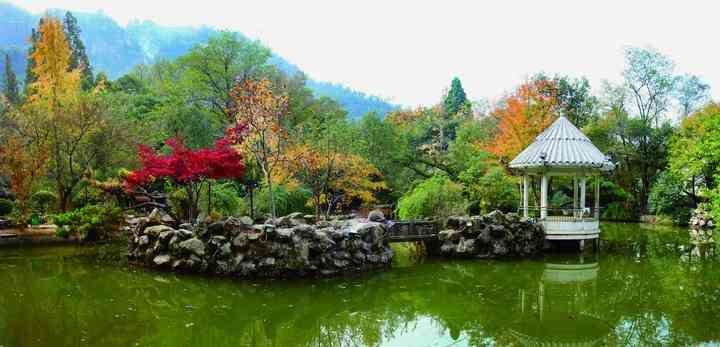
[704,184,720,223]
[52,204,123,241]
[648,171,693,225]
[168,187,191,222]
[602,202,638,222]
[71,185,108,209]
[461,166,518,214]
[199,182,246,218]
[0,198,15,216]
[56,225,71,239]
[397,174,466,221]
[30,190,58,214]
[255,184,313,217]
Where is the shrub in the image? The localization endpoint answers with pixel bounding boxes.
[30,190,58,214]
[255,184,313,217]
[649,171,694,225]
[70,187,105,208]
[0,198,15,216]
[462,167,518,214]
[52,204,123,241]
[168,187,191,222]
[199,182,246,218]
[704,184,720,223]
[56,225,71,239]
[602,202,638,222]
[397,174,466,221]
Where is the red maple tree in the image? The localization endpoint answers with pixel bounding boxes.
[125,135,245,221]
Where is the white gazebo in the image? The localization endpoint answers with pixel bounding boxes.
[509,116,615,242]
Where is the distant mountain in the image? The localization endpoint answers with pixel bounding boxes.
[0,2,397,118]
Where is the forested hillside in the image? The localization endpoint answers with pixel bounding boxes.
[1,3,718,236]
[0,2,396,118]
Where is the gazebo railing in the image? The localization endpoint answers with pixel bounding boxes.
[520,207,600,222]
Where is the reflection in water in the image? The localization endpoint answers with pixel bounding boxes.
[510,254,610,346]
[0,223,718,346]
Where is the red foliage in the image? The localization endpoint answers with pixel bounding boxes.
[125,135,245,190]
[223,123,248,145]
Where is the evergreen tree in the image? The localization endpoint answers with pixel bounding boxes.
[24,22,41,96]
[2,54,20,105]
[64,12,93,90]
[443,77,468,117]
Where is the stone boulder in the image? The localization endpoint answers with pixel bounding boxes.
[153,254,172,266]
[144,225,174,237]
[147,208,175,226]
[178,238,205,256]
[368,210,385,222]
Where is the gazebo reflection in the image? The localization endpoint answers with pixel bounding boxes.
[509,254,612,346]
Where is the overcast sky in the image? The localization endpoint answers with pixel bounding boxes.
[8,0,720,107]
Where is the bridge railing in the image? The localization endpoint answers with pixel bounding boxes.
[386,220,438,242]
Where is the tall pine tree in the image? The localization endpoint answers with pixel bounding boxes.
[64,12,93,90]
[24,21,42,96]
[2,54,20,105]
[443,77,468,117]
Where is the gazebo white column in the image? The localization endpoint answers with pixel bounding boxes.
[523,174,529,218]
[594,177,600,220]
[572,176,578,209]
[540,174,548,219]
[580,176,587,214]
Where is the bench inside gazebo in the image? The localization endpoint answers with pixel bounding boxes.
[509,116,615,242]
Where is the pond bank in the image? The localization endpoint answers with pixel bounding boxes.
[0,225,81,247]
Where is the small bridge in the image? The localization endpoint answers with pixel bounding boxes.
[386,220,439,242]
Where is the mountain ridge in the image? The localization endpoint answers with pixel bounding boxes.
[0,2,397,118]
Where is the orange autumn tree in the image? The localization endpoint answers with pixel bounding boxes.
[485,79,558,164]
[280,143,385,221]
[228,79,289,220]
[0,136,48,229]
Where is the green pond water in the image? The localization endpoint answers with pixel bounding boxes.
[0,223,719,346]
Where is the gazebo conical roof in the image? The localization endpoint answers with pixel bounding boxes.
[509,116,614,172]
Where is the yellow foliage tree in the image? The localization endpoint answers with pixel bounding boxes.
[229,79,289,220]
[280,143,385,221]
[27,16,80,107]
[19,16,115,211]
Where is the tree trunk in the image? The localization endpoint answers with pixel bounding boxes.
[249,186,254,219]
[207,180,212,217]
[58,189,70,212]
[187,184,199,223]
[266,172,277,222]
[315,196,321,223]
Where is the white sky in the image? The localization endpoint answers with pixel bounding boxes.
[8,0,720,107]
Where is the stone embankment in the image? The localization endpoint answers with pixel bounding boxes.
[127,210,393,277]
[433,211,544,258]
